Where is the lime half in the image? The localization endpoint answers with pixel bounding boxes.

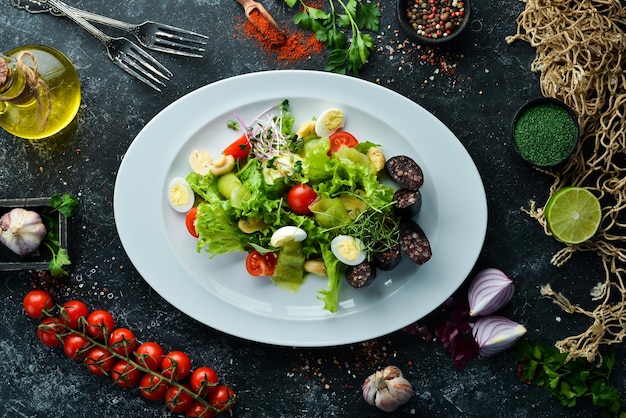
[545,187,602,244]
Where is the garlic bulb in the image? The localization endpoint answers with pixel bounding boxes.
[472,315,527,358]
[468,268,515,316]
[362,365,413,412]
[0,208,47,256]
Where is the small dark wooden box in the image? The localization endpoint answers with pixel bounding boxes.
[0,197,68,272]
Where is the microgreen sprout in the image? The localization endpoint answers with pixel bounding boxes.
[227,120,240,131]
[235,100,304,180]
[342,204,400,258]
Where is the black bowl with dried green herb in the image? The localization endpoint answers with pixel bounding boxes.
[397,0,470,45]
[511,97,580,168]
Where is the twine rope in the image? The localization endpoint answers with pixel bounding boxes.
[508,0,626,363]
[0,51,51,131]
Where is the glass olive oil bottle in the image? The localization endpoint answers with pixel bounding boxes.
[0,45,81,140]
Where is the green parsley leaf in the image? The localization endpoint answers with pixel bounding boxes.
[511,339,626,416]
[48,247,71,277]
[285,0,381,75]
[41,193,78,277]
[47,193,78,218]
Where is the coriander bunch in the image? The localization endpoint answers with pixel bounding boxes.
[284,0,381,75]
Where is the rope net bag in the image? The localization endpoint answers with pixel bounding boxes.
[506,0,626,362]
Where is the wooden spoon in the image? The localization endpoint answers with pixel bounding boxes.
[234,0,284,35]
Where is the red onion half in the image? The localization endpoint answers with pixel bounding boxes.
[471,315,527,357]
[468,268,515,317]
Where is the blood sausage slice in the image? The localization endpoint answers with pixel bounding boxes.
[385,155,424,190]
[399,219,432,265]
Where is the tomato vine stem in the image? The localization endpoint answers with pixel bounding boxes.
[37,303,237,415]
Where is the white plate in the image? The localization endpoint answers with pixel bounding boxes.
[114,70,487,347]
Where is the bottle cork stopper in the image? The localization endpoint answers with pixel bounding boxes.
[0,59,8,86]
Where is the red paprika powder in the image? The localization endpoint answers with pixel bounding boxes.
[240,9,323,62]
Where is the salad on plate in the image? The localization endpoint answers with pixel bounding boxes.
[166,100,431,313]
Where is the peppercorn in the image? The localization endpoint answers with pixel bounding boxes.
[513,102,579,167]
[405,0,466,39]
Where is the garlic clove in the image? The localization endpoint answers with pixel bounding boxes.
[472,315,527,358]
[362,365,413,412]
[0,208,47,256]
[468,268,515,316]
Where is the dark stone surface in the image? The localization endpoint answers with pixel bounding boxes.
[1,1,623,417]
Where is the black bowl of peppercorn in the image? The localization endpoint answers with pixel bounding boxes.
[397,0,470,45]
[511,97,580,168]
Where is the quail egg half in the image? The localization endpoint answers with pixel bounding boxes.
[331,235,366,266]
[270,226,307,247]
[168,177,195,213]
[315,108,345,138]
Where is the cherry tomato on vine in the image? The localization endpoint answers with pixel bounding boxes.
[23,289,54,319]
[85,346,115,375]
[37,317,64,347]
[190,366,219,396]
[108,327,137,356]
[186,402,216,418]
[139,374,168,401]
[86,309,115,339]
[63,334,93,361]
[208,385,236,413]
[165,384,194,413]
[60,299,89,329]
[161,350,192,381]
[135,341,164,371]
[223,134,251,160]
[245,250,278,277]
[111,360,142,388]
[286,184,318,215]
[328,131,359,155]
[185,207,199,238]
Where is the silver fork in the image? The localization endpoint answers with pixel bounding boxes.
[67,7,209,58]
[14,0,172,91]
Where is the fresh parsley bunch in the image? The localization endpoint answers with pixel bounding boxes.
[42,193,78,276]
[512,339,625,417]
[284,0,381,75]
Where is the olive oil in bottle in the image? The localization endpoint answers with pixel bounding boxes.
[0,45,81,140]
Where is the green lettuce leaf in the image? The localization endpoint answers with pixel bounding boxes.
[317,243,346,313]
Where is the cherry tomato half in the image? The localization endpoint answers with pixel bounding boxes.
[208,385,236,413]
[161,351,192,381]
[85,346,115,375]
[60,299,89,329]
[245,250,278,277]
[190,366,219,396]
[223,134,251,160]
[86,309,115,339]
[108,327,137,356]
[23,289,54,319]
[37,317,64,347]
[165,384,194,413]
[111,360,142,388]
[185,207,199,238]
[287,184,318,215]
[139,374,168,401]
[63,334,93,361]
[328,131,359,155]
[135,341,164,371]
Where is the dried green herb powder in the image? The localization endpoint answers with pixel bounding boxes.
[513,103,579,167]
